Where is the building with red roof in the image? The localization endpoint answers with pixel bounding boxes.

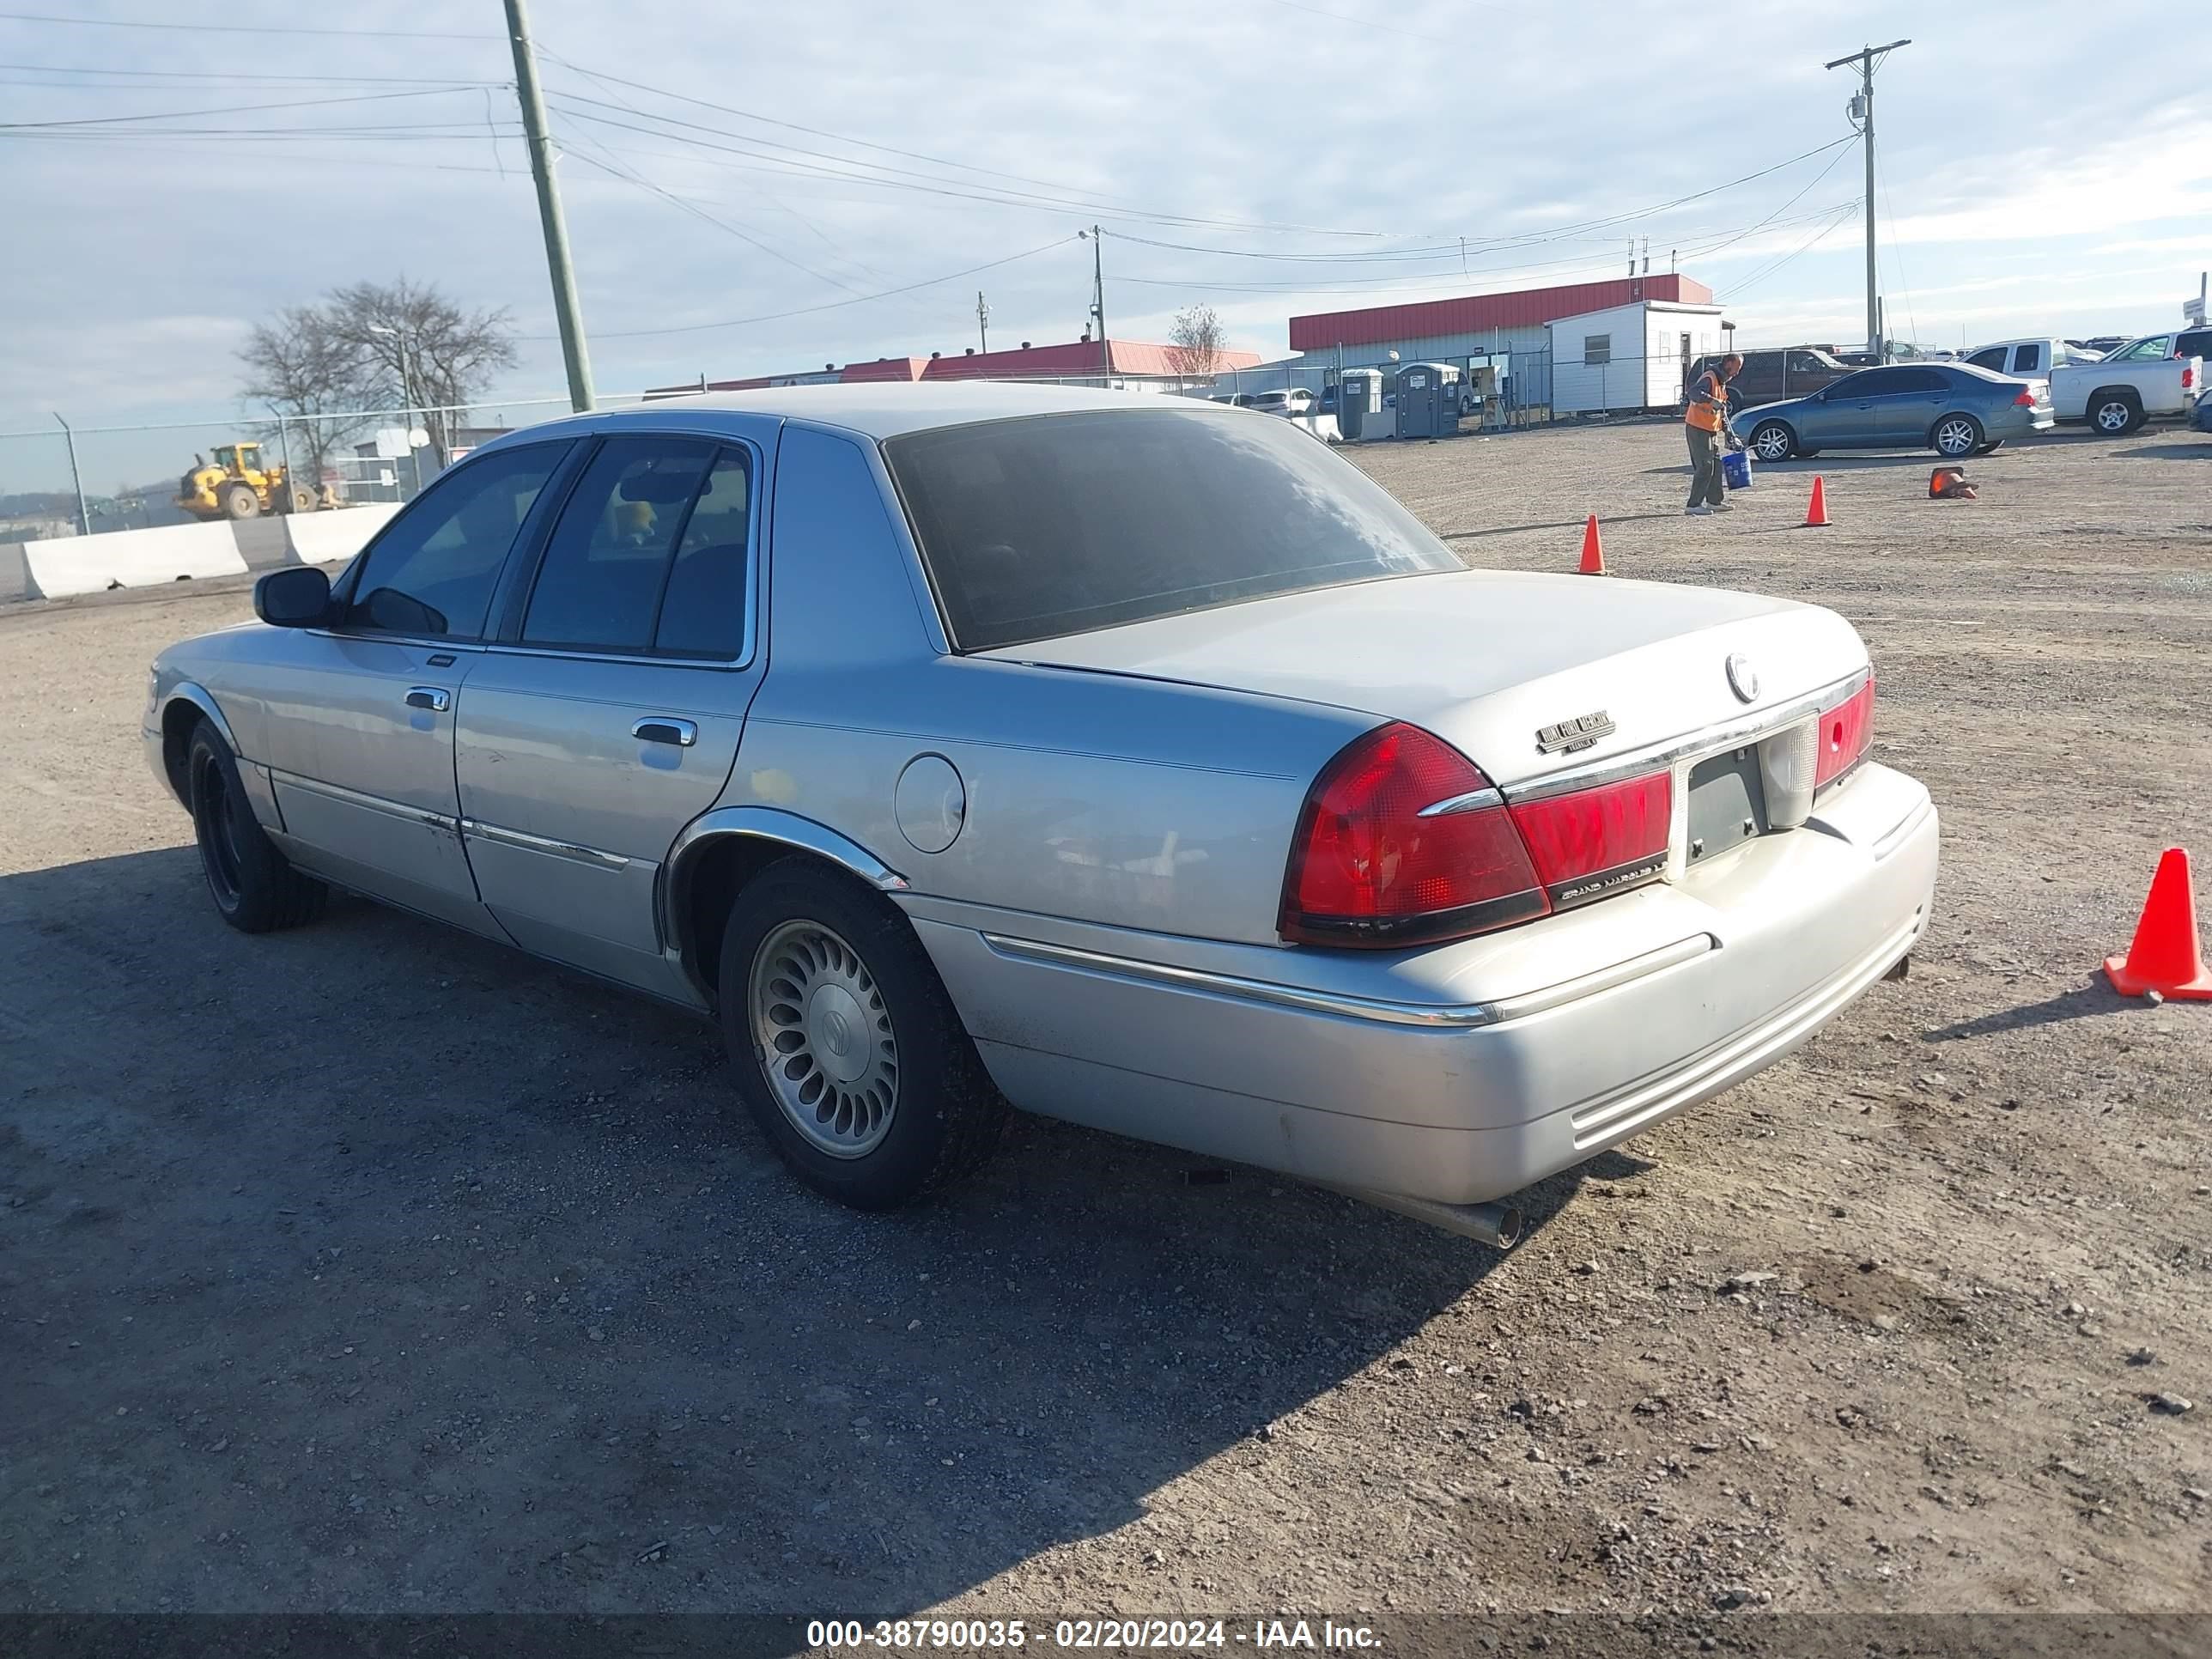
[647,336,1262,398]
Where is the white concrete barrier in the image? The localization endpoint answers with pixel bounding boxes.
[26,520,247,598]
[285,501,399,566]
[5,503,400,605]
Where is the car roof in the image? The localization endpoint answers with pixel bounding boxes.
[515,382,1219,444]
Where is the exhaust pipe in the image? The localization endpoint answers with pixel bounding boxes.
[1333,1185,1524,1249]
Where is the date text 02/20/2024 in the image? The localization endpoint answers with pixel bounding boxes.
[805,1618,1379,1649]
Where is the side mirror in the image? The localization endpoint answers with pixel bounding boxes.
[254,565,333,628]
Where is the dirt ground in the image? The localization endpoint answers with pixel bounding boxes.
[3,418,2210,1647]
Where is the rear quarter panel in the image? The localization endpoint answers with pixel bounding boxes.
[726,422,1373,948]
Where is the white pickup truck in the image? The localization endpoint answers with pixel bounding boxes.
[2047,328,2209,434]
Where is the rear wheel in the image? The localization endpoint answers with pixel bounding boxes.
[718,860,1007,1209]
[2087,391,2142,435]
[1749,420,1796,462]
[1973,440,2004,455]
[1931,414,1984,458]
[186,720,326,933]
[219,482,260,520]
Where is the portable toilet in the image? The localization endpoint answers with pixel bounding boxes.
[1394,362,1462,439]
[1337,368,1385,441]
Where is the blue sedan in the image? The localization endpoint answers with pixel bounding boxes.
[1730,362,2054,461]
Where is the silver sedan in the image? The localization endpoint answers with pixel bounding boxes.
[145,386,1936,1247]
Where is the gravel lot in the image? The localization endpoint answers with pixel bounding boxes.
[3,419,2210,1643]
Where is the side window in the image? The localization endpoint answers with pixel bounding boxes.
[1844,368,1903,396]
[2116,336,2170,362]
[1966,347,2008,370]
[2179,331,2212,360]
[520,437,715,653]
[1893,368,1946,393]
[344,442,564,638]
[652,447,753,659]
[1583,334,1611,366]
[2012,344,2043,374]
[1787,351,1825,375]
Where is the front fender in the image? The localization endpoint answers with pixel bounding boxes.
[149,678,243,807]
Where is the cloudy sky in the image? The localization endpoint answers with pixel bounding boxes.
[3,0,2206,493]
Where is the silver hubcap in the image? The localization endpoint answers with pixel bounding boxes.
[2097,404,2128,431]
[1936,421,1974,453]
[1756,428,1789,459]
[748,919,898,1158]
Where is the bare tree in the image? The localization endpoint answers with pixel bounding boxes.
[1165,303,1227,386]
[324,277,517,465]
[240,305,379,486]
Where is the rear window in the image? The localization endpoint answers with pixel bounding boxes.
[884,408,1462,652]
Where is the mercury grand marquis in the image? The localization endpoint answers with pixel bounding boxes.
[145,386,1937,1248]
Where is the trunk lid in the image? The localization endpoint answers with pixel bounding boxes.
[982,568,1868,787]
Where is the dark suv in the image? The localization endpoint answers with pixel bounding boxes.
[1686,346,1854,408]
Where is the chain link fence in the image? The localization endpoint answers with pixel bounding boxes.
[0,395,659,544]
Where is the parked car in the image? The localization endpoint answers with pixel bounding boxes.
[2194,389,2212,434]
[1249,387,1316,416]
[2071,336,2129,355]
[2048,332,2205,434]
[144,386,1936,1246]
[1687,346,1853,406]
[1732,362,2053,460]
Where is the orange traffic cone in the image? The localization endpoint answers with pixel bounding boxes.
[1802,475,1831,527]
[2103,848,2212,1001]
[1578,514,1606,575]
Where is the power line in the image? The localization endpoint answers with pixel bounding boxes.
[532,234,1083,342]
[563,143,863,295]
[0,85,491,130]
[0,60,507,86]
[538,50,1163,218]
[544,95,1388,237]
[0,9,501,39]
[1717,204,1859,301]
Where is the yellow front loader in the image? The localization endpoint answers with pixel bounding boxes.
[175,441,332,521]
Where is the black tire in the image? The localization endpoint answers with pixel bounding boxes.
[185,720,326,933]
[717,859,1007,1210]
[220,482,260,520]
[2086,390,2142,436]
[1974,440,2004,454]
[1930,413,1984,458]
[1748,420,1796,462]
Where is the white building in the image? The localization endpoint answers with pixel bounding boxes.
[1547,299,1728,416]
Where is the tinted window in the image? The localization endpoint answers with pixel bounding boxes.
[2011,344,2044,374]
[652,447,752,659]
[1965,347,2008,370]
[1841,367,1941,396]
[345,442,563,638]
[522,437,715,653]
[2179,330,2212,360]
[1786,351,1827,375]
[886,408,1461,652]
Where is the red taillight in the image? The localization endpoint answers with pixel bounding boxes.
[2185,365,2197,391]
[1508,772,1673,905]
[1815,676,1876,789]
[2013,388,2036,407]
[1279,723,1546,947]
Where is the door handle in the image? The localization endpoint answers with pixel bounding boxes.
[404,686,451,713]
[633,717,697,748]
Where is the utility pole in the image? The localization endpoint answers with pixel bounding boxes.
[976,290,990,356]
[503,0,595,412]
[1089,226,1109,374]
[1825,37,1910,357]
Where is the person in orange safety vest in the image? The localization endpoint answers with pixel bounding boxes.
[1684,353,1741,516]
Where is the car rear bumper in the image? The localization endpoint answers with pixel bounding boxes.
[911,762,1937,1206]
